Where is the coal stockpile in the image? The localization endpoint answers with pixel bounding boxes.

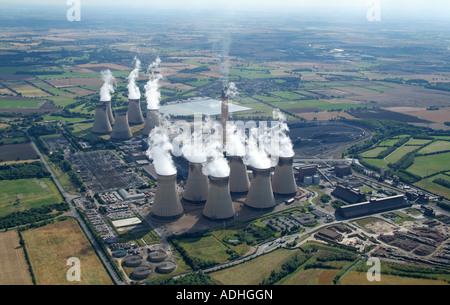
[288,121,366,158]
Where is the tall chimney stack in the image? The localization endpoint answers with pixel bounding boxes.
[272,156,297,196]
[221,87,229,144]
[245,167,276,210]
[128,98,145,125]
[202,175,235,221]
[182,161,209,205]
[151,173,184,220]
[92,102,112,135]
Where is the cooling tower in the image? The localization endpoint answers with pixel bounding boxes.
[105,100,115,126]
[272,156,297,195]
[245,167,276,210]
[202,175,235,221]
[143,109,161,137]
[128,99,144,125]
[92,103,112,135]
[110,109,133,141]
[228,156,250,193]
[151,173,184,220]
[182,162,209,205]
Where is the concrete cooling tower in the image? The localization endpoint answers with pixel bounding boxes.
[245,167,276,210]
[105,100,115,126]
[110,109,133,141]
[143,109,161,136]
[228,156,250,193]
[202,176,235,221]
[182,162,209,205]
[128,99,144,125]
[151,173,184,220]
[272,156,297,196]
[92,103,112,135]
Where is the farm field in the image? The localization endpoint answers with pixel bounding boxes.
[0,178,63,217]
[406,152,450,178]
[418,141,450,155]
[340,271,449,285]
[22,218,113,285]
[385,145,420,164]
[0,143,39,162]
[0,230,33,285]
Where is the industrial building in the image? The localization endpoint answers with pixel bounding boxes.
[331,184,366,204]
[334,164,352,178]
[182,161,209,204]
[150,173,184,220]
[336,195,409,219]
[203,175,235,221]
[110,109,133,141]
[272,156,297,195]
[296,164,317,181]
[245,167,276,210]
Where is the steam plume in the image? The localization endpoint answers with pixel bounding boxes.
[201,117,230,178]
[270,109,294,158]
[99,70,115,101]
[127,57,141,100]
[244,125,272,170]
[145,57,162,110]
[146,120,177,176]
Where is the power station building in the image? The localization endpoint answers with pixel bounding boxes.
[151,173,184,220]
[336,195,408,219]
[202,175,235,221]
[331,184,366,204]
[110,109,133,141]
[92,102,112,135]
[228,156,250,194]
[272,156,297,196]
[182,161,209,205]
[127,98,145,125]
[245,167,276,210]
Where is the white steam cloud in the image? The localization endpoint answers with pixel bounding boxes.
[244,125,272,170]
[127,57,141,100]
[201,117,230,178]
[225,123,246,157]
[145,57,163,110]
[270,109,294,158]
[146,120,177,176]
[99,70,115,101]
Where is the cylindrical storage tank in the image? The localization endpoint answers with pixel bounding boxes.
[130,265,152,280]
[303,176,313,185]
[143,109,161,137]
[123,255,143,267]
[111,109,133,140]
[228,156,250,194]
[105,100,115,126]
[147,250,167,263]
[313,174,321,185]
[272,156,297,195]
[156,261,177,274]
[245,167,276,210]
[128,98,144,125]
[182,162,209,205]
[92,103,112,135]
[202,176,235,221]
[151,173,184,220]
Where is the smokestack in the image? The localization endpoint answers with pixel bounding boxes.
[182,162,209,205]
[245,167,276,210]
[272,156,297,196]
[202,175,235,221]
[143,109,161,137]
[228,156,250,193]
[92,102,112,135]
[110,109,133,141]
[151,173,184,220]
[128,99,144,125]
[221,87,228,144]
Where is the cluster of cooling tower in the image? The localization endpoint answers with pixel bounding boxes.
[92,98,160,140]
[150,155,298,222]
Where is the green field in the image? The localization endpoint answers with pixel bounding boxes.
[176,235,232,263]
[360,147,386,158]
[0,178,63,217]
[0,99,45,109]
[385,145,419,164]
[418,141,450,155]
[406,152,450,178]
[361,158,388,169]
[414,174,450,199]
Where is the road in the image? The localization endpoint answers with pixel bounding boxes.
[29,135,125,285]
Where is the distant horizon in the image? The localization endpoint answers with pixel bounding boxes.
[1,0,449,23]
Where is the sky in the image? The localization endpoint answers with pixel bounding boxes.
[1,0,449,21]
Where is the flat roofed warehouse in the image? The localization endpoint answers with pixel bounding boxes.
[337,195,409,219]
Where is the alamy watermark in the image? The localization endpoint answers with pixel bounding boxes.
[66,257,81,282]
[67,0,81,22]
[366,257,381,282]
